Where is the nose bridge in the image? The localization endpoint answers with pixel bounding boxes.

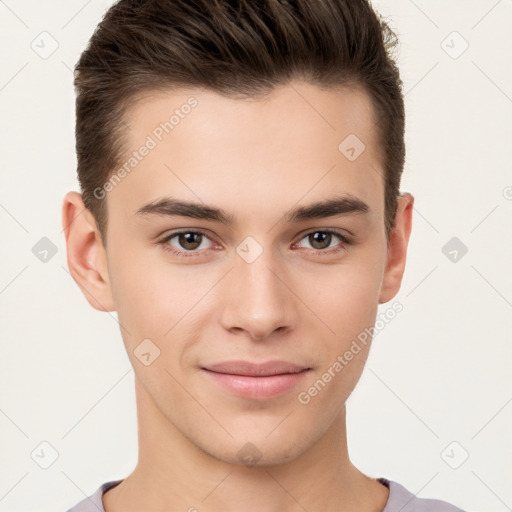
[220,240,296,339]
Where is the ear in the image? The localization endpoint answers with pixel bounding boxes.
[61,191,115,312]
[378,192,414,304]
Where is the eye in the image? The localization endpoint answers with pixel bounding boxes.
[294,229,351,255]
[158,229,216,257]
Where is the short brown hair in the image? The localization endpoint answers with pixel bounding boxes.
[74,0,405,246]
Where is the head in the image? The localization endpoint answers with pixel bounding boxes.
[63,0,413,467]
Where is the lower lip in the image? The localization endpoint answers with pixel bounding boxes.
[202,369,310,399]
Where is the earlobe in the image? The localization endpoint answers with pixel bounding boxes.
[378,193,414,304]
[61,191,116,312]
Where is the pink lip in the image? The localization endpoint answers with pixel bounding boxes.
[201,360,311,399]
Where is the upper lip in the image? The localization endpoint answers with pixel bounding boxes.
[202,360,310,377]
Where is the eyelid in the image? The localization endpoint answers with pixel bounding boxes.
[293,227,352,243]
[291,229,351,254]
[158,228,218,252]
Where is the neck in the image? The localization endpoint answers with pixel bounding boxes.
[103,380,388,512]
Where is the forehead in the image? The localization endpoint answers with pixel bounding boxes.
[106,81,384,228]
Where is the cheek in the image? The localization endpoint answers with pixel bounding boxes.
[297,268,381,414]
[106,242,172,348]
[107,246,214,366]
[312,253,384,339]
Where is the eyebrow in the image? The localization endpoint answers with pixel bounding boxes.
[135,194,370,224]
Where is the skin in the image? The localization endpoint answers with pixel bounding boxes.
[62,80,413,512]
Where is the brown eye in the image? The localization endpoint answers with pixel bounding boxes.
[159,229,215,256]
[308,231,333,250]
[177,232,203,250]
[294,229,351,256]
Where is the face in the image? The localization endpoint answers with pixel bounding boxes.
[64,80,413,466]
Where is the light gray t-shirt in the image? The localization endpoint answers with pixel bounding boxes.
[66,477,465,511]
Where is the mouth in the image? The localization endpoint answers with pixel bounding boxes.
[201,360,311,399]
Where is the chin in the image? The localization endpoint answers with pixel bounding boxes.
[197,428,319,468]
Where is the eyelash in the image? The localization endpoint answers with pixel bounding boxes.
[157,228,352,258]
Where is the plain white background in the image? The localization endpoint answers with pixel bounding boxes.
[0,1,511,511]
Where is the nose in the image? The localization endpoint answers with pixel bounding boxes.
[219,247,298,341]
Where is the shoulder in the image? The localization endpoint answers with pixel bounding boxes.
[381,478,466,512]
[65,480,123,512]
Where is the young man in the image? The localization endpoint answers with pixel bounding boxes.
[62,0,465,510]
